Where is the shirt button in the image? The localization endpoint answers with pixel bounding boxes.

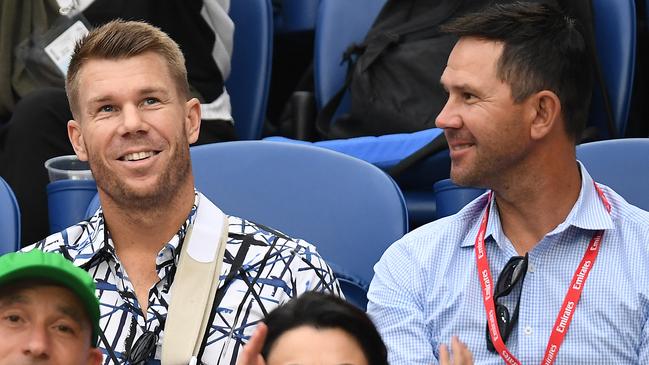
[528,263,536,273]
[524,326,533,335]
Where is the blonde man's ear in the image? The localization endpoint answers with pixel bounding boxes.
[185,98,202,145]
[67,119,89,161]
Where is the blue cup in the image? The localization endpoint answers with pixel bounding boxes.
[434,179,486,219]
[44,155,98,233]
[46,179,98,233]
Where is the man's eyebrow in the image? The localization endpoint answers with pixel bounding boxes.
[86,87,170,105]
[87,95,113,106]
[56,304,85,326]
[0,294,29,308]
[444,82,480,94]
[138,87,170,96]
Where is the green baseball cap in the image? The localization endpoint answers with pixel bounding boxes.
[0,250,100,346]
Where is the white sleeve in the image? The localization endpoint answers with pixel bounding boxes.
[200,0,233,80]
[199,0,234,121]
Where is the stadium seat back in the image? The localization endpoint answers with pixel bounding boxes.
[227,0,274,140]
[589,0,636,137]
[577,138,649,210]
[191,141,408,309]
[314,0,387,114]
[0,176,20,254]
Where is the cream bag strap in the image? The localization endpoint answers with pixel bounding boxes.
[162,193,228,364]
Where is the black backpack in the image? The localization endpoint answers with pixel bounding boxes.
[316,0,488,140]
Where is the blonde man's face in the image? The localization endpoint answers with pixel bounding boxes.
[67,52,201,210]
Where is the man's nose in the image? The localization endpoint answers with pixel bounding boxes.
[23,325,50,359]
[118,104,149,135]
[435,99,462,130]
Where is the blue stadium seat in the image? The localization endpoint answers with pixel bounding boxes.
[191,141,407,309]
[266,0,444,227]
[87,141,408,309]
[314,0,386,114]
[433,179,486,219]
[577,138,649,211]
[590,0,636,137]
[47,179,97,234]
[0,176,20,254]
[227,0,273,140]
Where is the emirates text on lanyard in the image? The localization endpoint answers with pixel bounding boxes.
[475,182,611,365]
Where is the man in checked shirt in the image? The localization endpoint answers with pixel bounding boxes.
[368,2,649,364]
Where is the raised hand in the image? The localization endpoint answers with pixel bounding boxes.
[237,323,269,365]
[439,336,474,365]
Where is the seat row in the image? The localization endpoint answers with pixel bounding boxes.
[2,137,649,309]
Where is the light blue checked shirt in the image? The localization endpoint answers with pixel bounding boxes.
[368,163,649,364]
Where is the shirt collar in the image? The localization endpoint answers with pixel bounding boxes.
[554,161,614,232]
[63,192,200,268]
[459,161,614,248]
[458,193,494,248]
[484,195,504,245]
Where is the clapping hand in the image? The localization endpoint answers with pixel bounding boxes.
[439,336,474,365]
[237,323,268,365]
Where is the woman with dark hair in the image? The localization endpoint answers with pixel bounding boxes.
[237,291,473,365]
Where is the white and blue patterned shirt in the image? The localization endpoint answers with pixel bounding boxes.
[368,163,649,364]
[27,192,341,364]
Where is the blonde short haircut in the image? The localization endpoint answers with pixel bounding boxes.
[65,20,190,116]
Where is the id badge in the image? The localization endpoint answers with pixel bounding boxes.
[44,20,89,76]
[15,12,92,85]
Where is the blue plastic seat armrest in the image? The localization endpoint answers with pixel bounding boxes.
[265,128,443,169]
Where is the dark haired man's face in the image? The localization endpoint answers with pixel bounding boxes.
[0,285,102,365]
[436,37,533,188]
[67,52,201,210]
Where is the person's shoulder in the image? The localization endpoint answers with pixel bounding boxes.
[603,185,649,227]
[393,194,487,249]
[225,215,323,262]
[22,231,66,253]
[598,185,649,258]
[224,215,340,295]
[21,218,101,259]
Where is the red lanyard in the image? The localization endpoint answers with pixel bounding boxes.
[475,183,611,365]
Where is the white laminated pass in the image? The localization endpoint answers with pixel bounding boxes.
[44,20,89,76]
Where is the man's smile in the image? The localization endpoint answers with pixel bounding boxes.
[119,151,160,162]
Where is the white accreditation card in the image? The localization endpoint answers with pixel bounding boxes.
[44,20,89,76]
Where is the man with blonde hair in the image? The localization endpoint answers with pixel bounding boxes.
[28,20,340,364]
[1,0,237,245]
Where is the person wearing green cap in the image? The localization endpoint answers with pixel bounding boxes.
[0,249,102,364]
